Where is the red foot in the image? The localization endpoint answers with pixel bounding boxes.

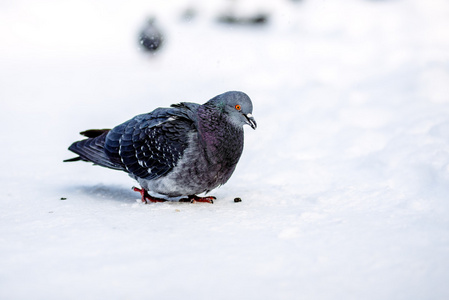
[132,187,167,204]
[132,187,215,204]
[184,195,216,204]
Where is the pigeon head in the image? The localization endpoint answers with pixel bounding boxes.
[207,91,257,129]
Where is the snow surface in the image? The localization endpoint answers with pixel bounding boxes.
[1,0,449,299]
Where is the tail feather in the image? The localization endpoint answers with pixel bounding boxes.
[80,129,110,138]
[63,156,82,162]
[65,130,125,171]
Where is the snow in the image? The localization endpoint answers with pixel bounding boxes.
[1,0,449,299]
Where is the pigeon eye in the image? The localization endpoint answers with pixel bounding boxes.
[235,105,241,111]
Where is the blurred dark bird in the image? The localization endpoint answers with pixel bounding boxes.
[217,12,269,25]
[138,17,163,52]
[65,91,257,204]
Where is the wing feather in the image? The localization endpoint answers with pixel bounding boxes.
[104,103,199,180]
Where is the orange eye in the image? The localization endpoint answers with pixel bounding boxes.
[235,104,241,111]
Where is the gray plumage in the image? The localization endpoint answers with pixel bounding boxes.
[65,91,256,200]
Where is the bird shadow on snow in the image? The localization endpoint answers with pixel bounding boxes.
[68,184,139,204]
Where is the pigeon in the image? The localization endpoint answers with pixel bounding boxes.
[138,17,163,53]
[65,91,256,203]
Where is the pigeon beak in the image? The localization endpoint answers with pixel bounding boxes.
[244,113,257,130]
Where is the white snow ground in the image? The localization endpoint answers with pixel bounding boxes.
[1,0,449,299]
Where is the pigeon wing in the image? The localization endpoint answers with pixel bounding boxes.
[105,103,198,180]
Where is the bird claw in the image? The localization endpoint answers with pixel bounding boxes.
[132,186,167,204]
[186,195,216,204]
[132,187,215,204]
